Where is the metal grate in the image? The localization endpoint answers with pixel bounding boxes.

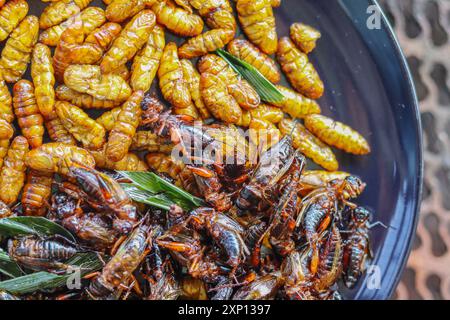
[379,0,450,300]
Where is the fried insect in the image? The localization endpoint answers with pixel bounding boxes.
[84,22,122,53]
[180,59,210,119]
[158,42,198,118]
[39,7,106,46]
[44,111,75,146]
[0,119,14,169]
[270,85,321,119]
[228,39,281,83]
[56,85,120,110]
[236,0,278,55]
[90,147,148,172]
[278,118,338,171]
[0,0,28,42]
[0,200,13,219]
[131,25,165,92]
[100,10,156,74]
[21,170,53,217]
[0,15,39,83]
[13,80,45,149]
[277,37,324,99]
[151,0,204,37]
[0,136,28,205]
[179,28,235,59]
[0,70,13,123]
[55,101,106,150]
[188,0,236,30]
[31,44,55,119]
[300,170,350,195]
[232,272,283,300]
[25,142,96,176]
[290,23,321,54]
[106,91,144,162]
[39,0,92,30]
[64,64,132,102]
[131,131,173,154]
[105,0,150,23]
[304,114,371,155]
[88,225,149,299]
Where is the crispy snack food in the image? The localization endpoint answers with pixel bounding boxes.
[304,114,371,155]
[0,0,28,42]
[0,70,13,123]
[0,119,14,169]
[152,0,204,37]
[237,103,284,127]
[158,42,198,118]
[0,15,39,83]
[64,64,132,102]
[178,28,235,59]
[25,142,96,176]
[95,107,121,131]
[84,22,122,56]
[188,0,235,30]
[227,39,281,83]
[100,10,156,74]
[300,170,350,195]
[13,80,44,149]
[90,147,148,171]
[55,101,106,150]
[39,0,92,30]
[236,0,278,55]
[290,23,321,54]
[56,85,120,110]
[44,110,77,145]
[180,59,210,119]
[21,170,53,217]
[39,6,106,47]
[277,37,324,99]
[131,130,173,153]
[279,118,338,171]
[131,24,165,92]
[106,0,154,22]
[0,136,28,205]
[106,91,144,162]
[270,85,321,119]
[271,0,281,7]
[31,44,55,119]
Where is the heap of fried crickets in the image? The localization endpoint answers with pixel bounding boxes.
[0,0,373,300]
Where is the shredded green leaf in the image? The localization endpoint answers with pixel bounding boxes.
[216,49,285,103]
[0,249,23,278]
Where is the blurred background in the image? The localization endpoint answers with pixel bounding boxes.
[378,0,449,300]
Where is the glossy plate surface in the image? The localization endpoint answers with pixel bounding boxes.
[26,0,422,300]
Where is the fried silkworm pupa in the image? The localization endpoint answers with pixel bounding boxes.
[236,0,278,55]
[0,0,28,42]
[106,0,152,23]
[95,107,121,131]
[158,42,199,118]
[290,23,321,54]
[89,147,148,171]
[299,170,350,195]
[84,22,122,54]
[64,64,132,102]
[279,118,338,171]
[0,119,14,169]
[39,6,106,47]
[271,0,281,7]
[180,59,211,119]
[0,15,39,83]
[44,110,77,145]
[0,136,28,205]
[152,0,204,37]
[304,114,371,155]
[277,37,324,99]
[31,44,55,119]
[106,91,144,162]
[131,24,165,92]
[227,39,281,83]
[56,85,120,110]
[100,10,156,74]
[25,142,96,177]
[131,131,173,153]
[55,101,106,150]
[22,170,53,217]
[188,0,236,30]
[271,85,321,119]
[39,0,92,30]
[13,80,45,149]
[178,28,235,59]
[0,70,13,123]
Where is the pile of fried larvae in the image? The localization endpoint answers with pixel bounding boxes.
[0,0,373,300]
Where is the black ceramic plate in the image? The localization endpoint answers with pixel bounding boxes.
[26,0,422,300]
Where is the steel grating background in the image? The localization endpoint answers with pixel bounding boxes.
[378,0,450,300]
